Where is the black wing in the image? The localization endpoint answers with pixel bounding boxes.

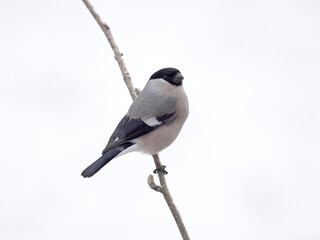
[102,112,176,154]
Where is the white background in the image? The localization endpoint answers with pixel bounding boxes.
[1,0,320,239]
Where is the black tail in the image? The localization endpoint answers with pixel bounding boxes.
[81,142,134,178]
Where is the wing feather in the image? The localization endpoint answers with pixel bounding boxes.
[102,112,176,154]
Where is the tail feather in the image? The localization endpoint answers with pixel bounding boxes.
[81,142,134,178]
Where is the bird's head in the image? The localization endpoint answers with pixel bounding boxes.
[149,68,184,86]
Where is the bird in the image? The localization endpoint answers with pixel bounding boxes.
[81,67,189,178]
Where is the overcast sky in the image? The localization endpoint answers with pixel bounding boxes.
[1,0,320,239]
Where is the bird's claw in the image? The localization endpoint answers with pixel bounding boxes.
[153,165,168,175]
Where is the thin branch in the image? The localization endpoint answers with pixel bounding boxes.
[82,0,136,101]
[81,1,190,239]
[147,174,162,192]
[151,155,191,240]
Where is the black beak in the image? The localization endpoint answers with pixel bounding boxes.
[173,72,184,85]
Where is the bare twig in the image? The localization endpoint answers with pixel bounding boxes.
[147,174,162,192]
[82,0,136,101]
[151,154,190,240]
[81,1,190,239]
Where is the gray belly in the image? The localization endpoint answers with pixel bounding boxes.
[137,121,184,154]
[136,102,188,154]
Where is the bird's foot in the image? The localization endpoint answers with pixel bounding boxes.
[153,165,168,175]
